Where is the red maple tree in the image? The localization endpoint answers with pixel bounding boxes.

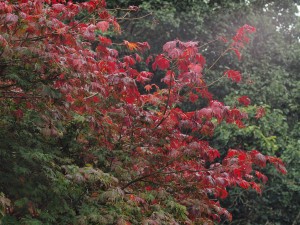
[0,1,286,224]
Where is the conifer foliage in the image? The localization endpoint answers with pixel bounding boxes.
[0,1,286,224]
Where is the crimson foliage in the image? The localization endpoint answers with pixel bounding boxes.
[0,1,286,224]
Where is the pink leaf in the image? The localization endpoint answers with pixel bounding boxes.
[189,63,203,74]
[96,21,110,32]
[5,13,18,24]
[135,53,142,62]
[163,40,178,52]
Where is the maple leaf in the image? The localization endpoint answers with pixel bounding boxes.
[195,53,206,67]
[189,63,203,74]
[52,3,66,13]
[189,93,198,103]
[144,84,152,92]
[267,156,287,174]
[13,109,24,119]
[137,42,150,52]
[124,40,139,51]
[145,56,153,65]
[251,182,262,194]
[168,48,182,59]
[238,95,251,106]
[136,71,153,84]
[232,48,242,60]
[135,53,142,62]
[128,5,139,11]
[233,24,256,44]
[179,40,198,48]
[251,150,267,167]
[113,20,121,33]
[96,21,110,32]
[161,70,175,85]
[123,56,136,66]
[152,54,170,71]
[144,84,158,92]
[98,36,112,46]
[224,70,242,83]
[5,13,18,24]
[163,40,178,53]
[99,10,110,19]
[239,180,250,189]
[255,171,268,184]
[255,106,266,119]
[219,189,228,199]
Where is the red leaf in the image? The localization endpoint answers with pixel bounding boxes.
[137,71,153,84]
[238,152,247,162]
[219,189,228,199]
[161,70,175,85]
[276,164,287,175]
[232,48,242,60]
[92,96,100,103]
[96,21,109,32]
[233,24,256,43]
[255,171,268,183]
[13,109,24,119]
[224,70,242,83]
[152,54,170,71]
[135,53,142,62]
[239,180,250,189]
[255,153,267,167]
[238,95,251,106]
[207,148,220,161]
[267,156,287,174]
[255,106,266,119]
[195,53,206,67]
[113,20,121,33]
[137,42,150,51]
[189,93,198,103]
[145,56,153,65]
[98,10,110,19]
[98,36,112,46]
[251,182,262,194]
[66,94,74,103]
[227,149,239,158]
[123,56,136,66]
[233,168,242,178]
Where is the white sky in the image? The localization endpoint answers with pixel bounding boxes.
[296,5,300,16]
